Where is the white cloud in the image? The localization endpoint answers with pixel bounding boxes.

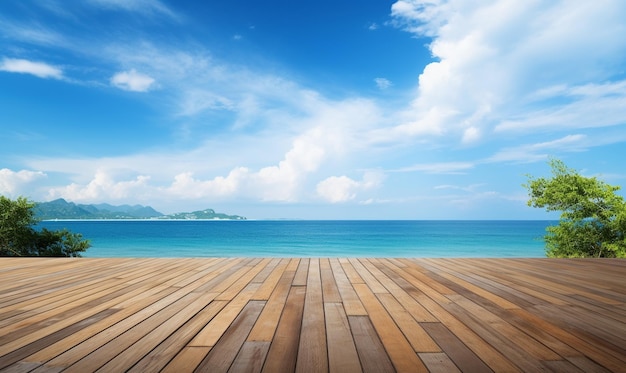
[374,78,392,90]
[25,94,383,206]
[317,176,359,203]
[0,58,63,79]
[0,169,47,197]
[167,168,247,199]
[47,170,151,202]
[389,0,626,143]
[317,172,383,203]
[110,69,156,92]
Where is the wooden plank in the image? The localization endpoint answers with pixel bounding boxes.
[262,286,306,373]
[320,258,341,303]
[0,308,119,371]
[0,266,153,334]
[448,294,561,361]
[565,356,612,373]
[163,258,221,287]
[420,259,521,310]
[251,258,281,283]
[161,346,210,373]
[93,293,223,373]
[352,283,428,373]
[189,283,261,347]
[229,341,270,373]
[348,258,387,294]
[509,308,626,372]
[338,258,363,284]
[421,322,493,373]
[295,258,327,373]
[252,258,290,300]
[370,259,438,322]
[214,258,268,301]
[400,259,458,296]
[419,352,462,373]
[324,302,361,373]
[292,258,309,286]
[386,259,456,305]
[23,284,178,365]
[439,301,552,372]
[542,359,586,373]
[127,300,228,373]
[0,258,624,373]
[247,264,296,341]
[25,261,235,369]
[328,258,366,316]
[195,300,266,372]
[0,281,158,361]
[386,272,522,373]
[61,291,218,373]
[347,316,395,373]
[38,280,193,366]
[191,258,250,294]
[376,293,440,353]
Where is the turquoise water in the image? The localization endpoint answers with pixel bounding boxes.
[39,220,553,258]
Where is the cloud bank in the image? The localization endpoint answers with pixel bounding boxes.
[390,0,626,142]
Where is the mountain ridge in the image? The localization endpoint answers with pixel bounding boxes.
[34,199,246,220]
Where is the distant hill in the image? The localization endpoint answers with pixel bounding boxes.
[34,199,245,220]
[163,208,246,220]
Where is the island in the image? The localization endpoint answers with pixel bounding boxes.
[34,199,246,220]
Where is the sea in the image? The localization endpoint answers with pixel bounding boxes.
[39,220,554,258]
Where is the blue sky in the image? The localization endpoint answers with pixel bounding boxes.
[1,0,625,219]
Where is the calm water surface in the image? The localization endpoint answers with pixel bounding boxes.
[39,220,553,258]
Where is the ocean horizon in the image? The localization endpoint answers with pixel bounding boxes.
[39,220,554,258]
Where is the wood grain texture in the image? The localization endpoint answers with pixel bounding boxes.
[0,258,623,372]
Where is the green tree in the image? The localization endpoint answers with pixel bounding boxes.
[524,159,626,258]
[0,196,90,257]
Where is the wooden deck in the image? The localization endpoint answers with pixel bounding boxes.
[0,258,624,372]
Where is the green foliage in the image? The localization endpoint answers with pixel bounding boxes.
[0,196,90,257]
[524,159,626,258]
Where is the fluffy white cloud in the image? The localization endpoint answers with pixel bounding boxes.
[0,169,47,196]
[110,69,155,92]
[167,168,247,199]
[317,172,383,203]
[48,170,151,202]
[390,0,626,142]
[0,58,63,79]
[165,124,335,202]
[30,94,382,205]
